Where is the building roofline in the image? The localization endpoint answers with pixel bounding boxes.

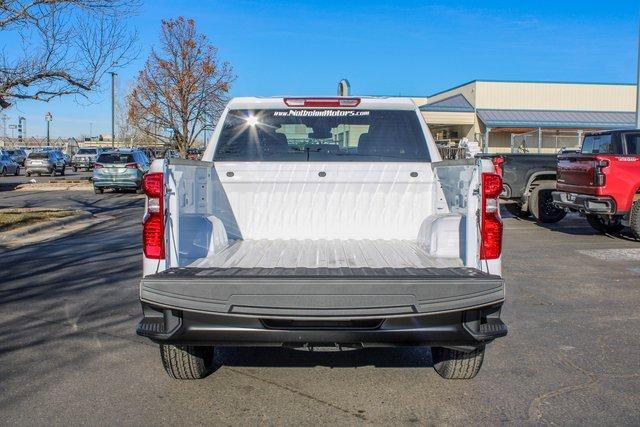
[428,79,636,98]
[419,93,475,112]
[476,108,636,114]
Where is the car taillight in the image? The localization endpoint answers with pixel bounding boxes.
[480,172,503,260]
[125,162,138,169]
[283,97,361,108]
[93,163,103,169]
[594,159,609,187]
[492,156,504,177]
[142,172,165,259]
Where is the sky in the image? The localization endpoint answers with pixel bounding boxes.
[2,0,640,138]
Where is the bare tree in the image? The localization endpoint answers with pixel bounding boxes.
[0,0,139,108]
[127,17,234,157]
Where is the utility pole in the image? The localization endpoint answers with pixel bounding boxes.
[636,19,640,128]
[110,72,117,148]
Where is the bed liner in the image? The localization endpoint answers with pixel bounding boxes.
[186,239,464,269]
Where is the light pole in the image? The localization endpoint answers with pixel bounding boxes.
[109,71,117,148]
[45,112,52,145]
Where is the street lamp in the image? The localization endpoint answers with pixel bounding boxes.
[45,112,53,145]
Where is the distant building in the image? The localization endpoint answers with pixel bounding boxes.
[413,80,637,153]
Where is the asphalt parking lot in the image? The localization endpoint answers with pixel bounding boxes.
[0,169,93,192]
[0,189,639,425]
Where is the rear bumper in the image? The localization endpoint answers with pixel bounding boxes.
[93,178,141,189]
[552,191,616,214]
[72,162,93,169]
[137,303,507,348]
[26,166,54,173]
[137,267,507,348]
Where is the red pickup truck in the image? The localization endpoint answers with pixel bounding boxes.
[553,130,640,238]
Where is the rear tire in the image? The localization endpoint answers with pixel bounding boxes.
[529,183,566,223]
[159,344,214,380]
[94,187,103,194]
[586,214,624,234]
[0,168,5,177]
[504,202,531,219]
[432,346,485,379]
[630,199,640,240]
[14,167,20,176]
[60,167,65,176]
[73,166,78,172]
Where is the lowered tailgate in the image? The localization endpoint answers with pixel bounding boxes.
[141,266,504,319]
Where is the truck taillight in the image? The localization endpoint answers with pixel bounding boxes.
[142,172,165,259]
[480,172,503,260]
[594,159,609,187]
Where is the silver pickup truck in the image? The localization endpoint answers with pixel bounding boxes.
[136,96,507,380]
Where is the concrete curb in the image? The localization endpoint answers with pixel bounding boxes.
[15,184,93,192]
[0,211,93,241]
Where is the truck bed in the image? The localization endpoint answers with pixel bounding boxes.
[186,239,463,269]
[141,239,503,318]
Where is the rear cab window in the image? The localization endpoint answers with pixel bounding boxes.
[581,133,626,155]
[623,133,640,155]
[28,152,49,159]
[97,153,135,164]
[213,109,430,162]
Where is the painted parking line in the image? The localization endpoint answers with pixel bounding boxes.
[577,248,640,261]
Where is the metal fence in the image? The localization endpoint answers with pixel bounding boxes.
[437,146,467,160]
[510,130,581,154]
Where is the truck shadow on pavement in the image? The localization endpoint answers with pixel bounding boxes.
[0,193,149,410]
[501,207,638,241]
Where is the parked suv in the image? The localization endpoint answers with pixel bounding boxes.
[92,149,150,193]
[5,149,27,166]
[25,151,66,176]
[72,148,102,171]
[0,152,20,176]
[553,129,640,237]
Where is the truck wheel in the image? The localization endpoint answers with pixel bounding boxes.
[94,187,103,194]
[529,183,566,223]
[159,344,214,380]
[586,214,624,234]
[504,203,531,219]
[431,346,485,379]
[0,168,5,177]
[630,199,640,240]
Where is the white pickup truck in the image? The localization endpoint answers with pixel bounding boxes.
[137,96,507,380]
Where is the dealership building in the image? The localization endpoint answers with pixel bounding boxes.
[412,80,637,153]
